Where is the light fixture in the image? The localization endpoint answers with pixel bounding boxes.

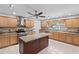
[13,12,16,15]
[9,4,14,9]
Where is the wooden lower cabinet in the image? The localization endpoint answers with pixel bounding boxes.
[0,32,17,48]
[10,33,17,45]
[51,31,79,46]
[52,32,59,40]
[0,35,10,48]
[0,36,2,48]
[66,33,73,44]
[73,35,79,45]
[3,36,10,47]
[58,32,66,42]
[10,36,17,45]
[50,31,79,46]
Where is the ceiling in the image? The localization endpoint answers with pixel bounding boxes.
[0,4,79,19]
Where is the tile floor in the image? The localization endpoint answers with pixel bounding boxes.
[0,39,79,54]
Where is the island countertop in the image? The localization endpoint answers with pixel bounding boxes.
[19,33,49,43]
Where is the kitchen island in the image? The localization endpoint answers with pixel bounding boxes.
[19,33,49,54]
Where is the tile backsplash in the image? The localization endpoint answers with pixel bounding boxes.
[0,28,17,33]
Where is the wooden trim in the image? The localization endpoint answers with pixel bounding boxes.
[0,43,18,49]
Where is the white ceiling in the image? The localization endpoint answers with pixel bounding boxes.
[0,4,79,18]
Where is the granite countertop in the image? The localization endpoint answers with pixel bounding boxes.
[0,32,17,36]
[19,33,49,43]
[52,31,79,35]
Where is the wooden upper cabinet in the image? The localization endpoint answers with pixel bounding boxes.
[0,16,17,27]
[72,19,79,28]
[25,20,34,28]
[0,17,7,27]
[41,20,48,28]
[65,18,79,28]
[46,20,53,23]
[8,18,17,27]
[65,19,73,28]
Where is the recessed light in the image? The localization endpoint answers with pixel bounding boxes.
[13,12,16,15]
[68,13,71,16]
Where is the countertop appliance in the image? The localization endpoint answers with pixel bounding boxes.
[17,28,27,37]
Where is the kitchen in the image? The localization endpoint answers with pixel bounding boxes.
[0,4,79,54]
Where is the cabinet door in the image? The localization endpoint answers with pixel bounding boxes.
[25,20,31,28]
[66,33,73,44]
[8,18,17,27]
[58,32,66,42]
[0,18,4,27]
[73,35,79,45]
[72,19,79,28]
[4,35,10,46]
[1,35,10,47]
[10,36,17,45]
[0,17,17,27]
[0,17,7,27]
[41,21,48,28]
[0,36,2,48]
[65,20,73,28]
[10,33,17,45]
[52,32,59,40]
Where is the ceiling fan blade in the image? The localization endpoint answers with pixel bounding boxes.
[37,12,43,16]
[26,11,34,16]
[39,16,45,18]
[27,16,34,18]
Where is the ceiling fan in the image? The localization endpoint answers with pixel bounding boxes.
[26,10,46,19]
